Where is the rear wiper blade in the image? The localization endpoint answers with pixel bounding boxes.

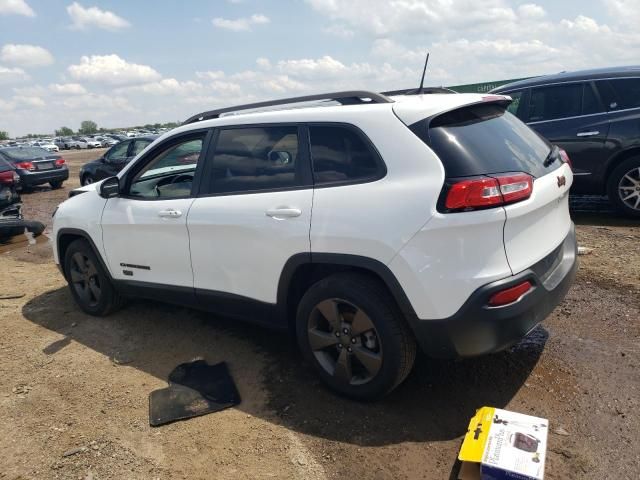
[543,148,558,167]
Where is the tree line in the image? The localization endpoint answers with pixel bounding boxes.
[1,120,182,140]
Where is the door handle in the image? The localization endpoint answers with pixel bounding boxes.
[576,131,599,137]
[158,208,182,218]
[266,207,302,219]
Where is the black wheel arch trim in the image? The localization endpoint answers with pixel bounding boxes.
[56,228,114,283]
[277,252,419,324]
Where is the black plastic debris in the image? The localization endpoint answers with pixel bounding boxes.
[149,360,241,427]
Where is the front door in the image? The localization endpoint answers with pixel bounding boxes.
[101,131,210,288]
[188,125,313,316]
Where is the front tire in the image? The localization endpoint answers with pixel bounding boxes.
[296,273,416,400]
[607,156,640,218]
[63,239,123,316]
[81,175,94,186]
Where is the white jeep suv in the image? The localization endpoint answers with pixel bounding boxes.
[52,90,577,400]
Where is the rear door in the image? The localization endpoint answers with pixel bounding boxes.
[526,81,609,186]
[187,125,313,310]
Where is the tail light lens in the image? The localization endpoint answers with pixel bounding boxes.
[443,172,533,212]
[488,281,532,307]
[16,161,35,171]
[0,170,14,185]
[558,148,572,170]
[55,158,66,167]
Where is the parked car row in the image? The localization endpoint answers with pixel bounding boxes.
[492,65,640,217]
[54,136,104,150]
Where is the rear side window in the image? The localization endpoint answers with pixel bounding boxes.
[419,103,553,178]
[309,126,383,184]
[596,78,640,110]
[207,126,303,195]
[529,83,582,121]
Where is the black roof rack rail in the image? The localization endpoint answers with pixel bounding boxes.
[183,90,393,125]
[381,87,457,96]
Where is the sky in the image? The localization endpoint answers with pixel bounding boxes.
[0,0,639,136]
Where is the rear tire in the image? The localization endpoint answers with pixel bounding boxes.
[50,180,63,189]
[607,156,640,218]
[296,273,416,400]
[63,239,124,316]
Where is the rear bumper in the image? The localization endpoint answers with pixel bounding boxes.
[20,168,69,187]
[411,223,578,359]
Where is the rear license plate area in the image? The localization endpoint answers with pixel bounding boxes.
[35,162,53,171]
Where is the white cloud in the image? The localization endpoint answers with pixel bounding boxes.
[605,0,640,27]
[0,0,35,17]
[67,2,130,31]
[13,95,45,108]
[212,13,270,31]
[118,78,204,96]
[256,57,271,69]
[68,54,161,86]
[1,44,54,68]
[0,65,29,84]
[518,3,546,19]
[49,83,87,95]
[306,0,516,35]
[196,70,225,80]
[276,55,348,79]
[323,24,355,38]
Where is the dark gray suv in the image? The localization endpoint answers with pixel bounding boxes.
[492,66,640,217]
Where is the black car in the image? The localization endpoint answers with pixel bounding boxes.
[0,158,21,214]
[0,146,69,190]
[492,65,640,217]
[79,136,156,186]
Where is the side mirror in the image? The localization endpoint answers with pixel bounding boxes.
[99,176,120,198]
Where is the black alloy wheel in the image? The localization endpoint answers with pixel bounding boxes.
[308,298,383,386]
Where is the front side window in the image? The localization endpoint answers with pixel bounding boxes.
[207,126,301,194]
[106,141,130,162]
[529,83,583,122]
[128,135,204,199]
[309,126,382,184]
[132,139,152,156]
[505,90,524,118]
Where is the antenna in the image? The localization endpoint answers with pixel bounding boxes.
[417,53,430,94]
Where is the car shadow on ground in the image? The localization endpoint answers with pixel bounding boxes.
[569,195,639,227]
[22,287,547,447]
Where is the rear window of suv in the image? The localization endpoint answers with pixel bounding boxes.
[413,103,554,178]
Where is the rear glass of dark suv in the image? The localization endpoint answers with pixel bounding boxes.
[410,102,555,179]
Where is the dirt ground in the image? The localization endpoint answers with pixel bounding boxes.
[1,148,639,479]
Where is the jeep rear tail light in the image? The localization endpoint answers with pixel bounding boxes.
[16,161,35,171]
[488,280,532,307]
[443,173,533,212]
[558,148,572,170]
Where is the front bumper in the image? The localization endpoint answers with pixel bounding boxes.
[411,224,578,359]
[20,167,69,187]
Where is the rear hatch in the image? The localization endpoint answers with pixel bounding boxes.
[407,100,572,274]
